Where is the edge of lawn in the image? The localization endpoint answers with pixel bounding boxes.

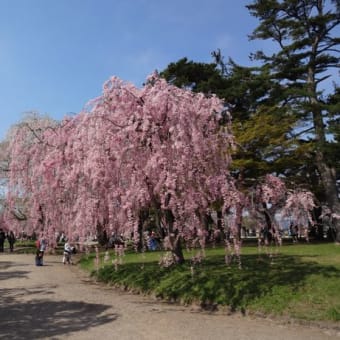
[76,242,340,330]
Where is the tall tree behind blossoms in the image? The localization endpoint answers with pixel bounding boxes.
[5,75,238,259]
[247,0,340,241]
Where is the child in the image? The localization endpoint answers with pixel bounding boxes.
[63,242,74,265]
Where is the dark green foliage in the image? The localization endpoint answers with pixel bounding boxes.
[160,0,340,238]
[160,56,297,185]
[246,0,340,239]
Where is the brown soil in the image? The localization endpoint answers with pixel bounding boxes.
[0,253,339,339]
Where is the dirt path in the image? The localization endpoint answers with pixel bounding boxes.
[0,253,339,340]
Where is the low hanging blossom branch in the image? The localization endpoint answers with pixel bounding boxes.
[4,74,237,260]
[3,74,319,267]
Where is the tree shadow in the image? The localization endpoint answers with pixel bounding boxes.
[199,253,340,311]
[0,260,30,281]
[115,253,339,312]
[0,287,119,339]
[0,261,27,270]
[0,270,30,281]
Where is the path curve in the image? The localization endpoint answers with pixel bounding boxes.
[0,253,339,340]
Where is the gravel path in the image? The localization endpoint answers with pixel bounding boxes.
[0,253,339,340]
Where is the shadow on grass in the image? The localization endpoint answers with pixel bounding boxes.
[93,253,340,313]
[0,286,118,339]
[201,254,340,311]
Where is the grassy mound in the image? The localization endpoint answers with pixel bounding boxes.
[79,243,340,322]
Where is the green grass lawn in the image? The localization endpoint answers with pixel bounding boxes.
[3,239,65,254]
[79,242,340,322]
[3,239,37,253]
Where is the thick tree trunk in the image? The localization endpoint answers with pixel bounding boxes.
[334,220,340,243]
[136,209,149,252]
[172,233,185,264]
[164,209,185,264]
[308,59,340,242]
[315,153,340,242]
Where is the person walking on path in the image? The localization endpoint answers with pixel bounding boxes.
[7,231,16,252]
[0,228,5,252]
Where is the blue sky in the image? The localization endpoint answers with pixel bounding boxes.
[0,0,265,139]
[0,0,337,141]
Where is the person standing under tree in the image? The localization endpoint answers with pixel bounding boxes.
[35,236,47,265]
[7,231,16,252]
[0,228,5,252]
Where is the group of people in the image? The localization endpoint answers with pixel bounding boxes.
[34,236,75,266]
[0,228,16,253]
[0,227,76,267]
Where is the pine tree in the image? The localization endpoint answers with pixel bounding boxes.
[246,0,340,240]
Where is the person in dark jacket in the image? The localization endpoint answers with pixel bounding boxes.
[0,228,6,252]
[35,249,44,266]
[7,231,16,252]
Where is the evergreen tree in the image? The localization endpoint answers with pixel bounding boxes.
[246,0,340,240]
[160,56,305,186]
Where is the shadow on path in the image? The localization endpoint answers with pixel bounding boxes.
[0,287,119,339]
[0,270,30,281]
[0,260,31,281]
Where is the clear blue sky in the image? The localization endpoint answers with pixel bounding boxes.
[0,0,331,141]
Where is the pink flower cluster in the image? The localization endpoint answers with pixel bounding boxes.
[4,75,236,244]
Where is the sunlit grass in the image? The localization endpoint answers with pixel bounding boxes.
[79,242,340,322]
